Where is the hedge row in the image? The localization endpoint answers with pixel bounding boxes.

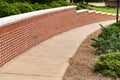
[86,0,103,2]
[0,1,75,17]
[0,0,66,4]
[94,52,120,78]
[74,0,103,2]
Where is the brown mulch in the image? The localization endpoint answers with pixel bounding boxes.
[62,30,118,80]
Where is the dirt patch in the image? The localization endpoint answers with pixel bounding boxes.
[62,30,117,80]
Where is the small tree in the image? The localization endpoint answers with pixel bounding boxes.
[73,0,84,3]
[84,0,89,6]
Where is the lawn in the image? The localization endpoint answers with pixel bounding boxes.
[88,6,120,14]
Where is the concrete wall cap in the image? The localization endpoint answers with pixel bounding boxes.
[112,14,116,16]
[101,12,107,14]
[96,11,102,14]
[88,10,96,13]
[107,13,113,15]
[76,9,89,13]
[0,6,77,27]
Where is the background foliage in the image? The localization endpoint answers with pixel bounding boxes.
[0,0,76,17]
[92,22,120,79]
[94,52,120,78]
[91,24,120,54]
[0,0,105,17]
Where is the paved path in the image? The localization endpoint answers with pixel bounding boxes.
[89,2,106,6]
[0,20,115,80]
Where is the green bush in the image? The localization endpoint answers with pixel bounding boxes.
[48,1,75,8]
[0,0,76,17]
[30,0,50,4]
[93,52,120,78]
[40,4,50,9]
[91,24,120,54]
[76,2,87,10]
[85,0,103,2]
[32,3,50,10]
[110,21,120,31]
[0,1,9,6]
[13,2,33,13]
[1,0,30,3]
[48,1,61,8]
[1,0,65,4]
[58,1,75,6]
[0,2,21,17]
[28,0,65,4]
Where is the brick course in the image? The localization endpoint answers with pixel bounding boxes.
[0,6,117,67]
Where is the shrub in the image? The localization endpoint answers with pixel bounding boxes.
[110,21,120,31]
[48,1,75,8]
[0,0,74,17]
[76,2,87,10]
[0,1,9,6]
[13,2,33,13]
[1,0,64,4]
[0,2,21,17]
[40,4,50,9]
[48,1,61,8]
[32,3,50,10]
[58,1,75,6]
[28,0,65,4]
[85,0,103,2]
[91,24,120,54]
[1,0,30,3]
[93,52,120,78]
[29,0,50,4]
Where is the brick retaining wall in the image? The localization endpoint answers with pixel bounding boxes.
[105,1,120,6]
[0,6,118,67]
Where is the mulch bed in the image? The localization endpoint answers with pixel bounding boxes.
[63,29,118,80]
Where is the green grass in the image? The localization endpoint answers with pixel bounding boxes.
[88,6,120,14]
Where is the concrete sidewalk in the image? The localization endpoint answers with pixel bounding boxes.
[0,20,115,80]
[89,2,105,6]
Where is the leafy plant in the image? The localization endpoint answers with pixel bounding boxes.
[93,52,120,78]
[32,3,50,10]
[48,1,61,8]
[13,2,33,13]
[0,2,21,17]
[91,24,120,54]
[85,0,103,2]
[110,21,120,31]
[29,0,65,4]
[0,0,31,3]
[58,1,75,6]
[76,2,87,10]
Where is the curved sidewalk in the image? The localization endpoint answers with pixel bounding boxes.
[0,20,115,80]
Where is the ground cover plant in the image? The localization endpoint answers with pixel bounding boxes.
[94,52,120,78]
[91,21,120,79]
[91,24,120,54]
[110,21,120,31]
